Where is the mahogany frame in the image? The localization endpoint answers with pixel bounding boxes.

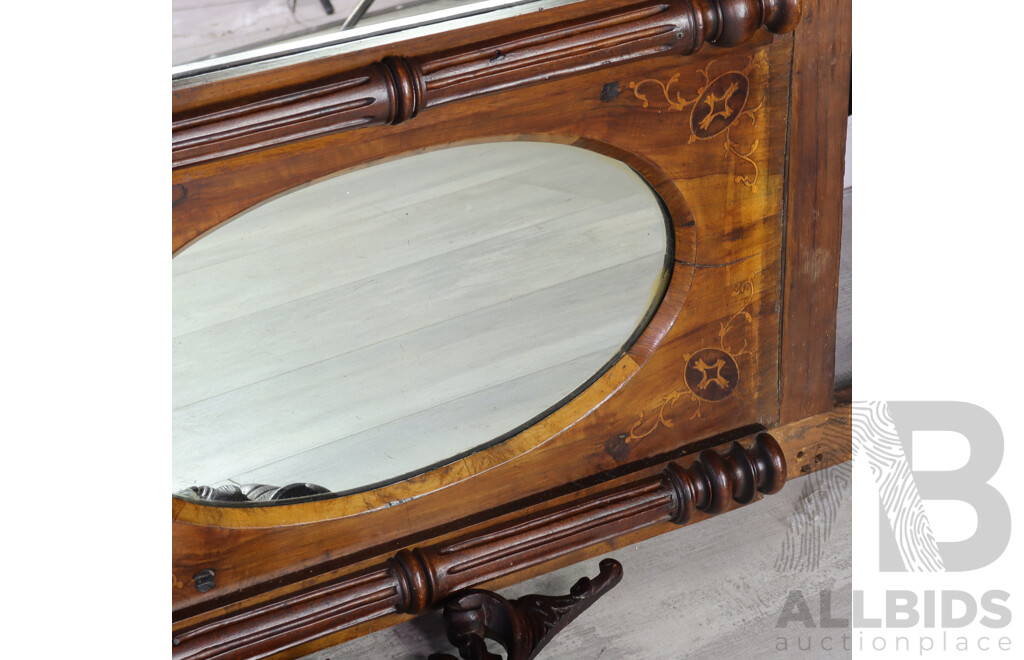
[171,0,851,657]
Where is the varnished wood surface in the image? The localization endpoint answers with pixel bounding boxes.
[172,0,801,169]
[172,398,849,658]
[778,0,850,423]
[172,433,788,659]
[174,0,798,167]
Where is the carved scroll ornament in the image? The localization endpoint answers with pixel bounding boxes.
[171,432,785,659]
[172,0,801,168]
[429,559,623,660]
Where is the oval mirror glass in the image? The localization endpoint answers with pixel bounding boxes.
[173,142,670,502]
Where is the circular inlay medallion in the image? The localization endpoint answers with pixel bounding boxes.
[690,72,749,140]
[684,348,739,401]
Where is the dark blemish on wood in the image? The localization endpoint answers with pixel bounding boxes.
[674,255,754,269]
[173,183,188,207]
[600,82,619,102]
[814,453,823,463]
[796,450,805,459]
[800,464,811,474]
[723,224,750,242]
[193,568,216,593]
[490,50,505,62]
[604,432,630,462]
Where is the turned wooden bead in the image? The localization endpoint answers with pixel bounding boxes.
[664,432,788,524]
[762,0,803,35]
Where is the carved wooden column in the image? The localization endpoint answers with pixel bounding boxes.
[172,433,786,660]
[172,0,801,168]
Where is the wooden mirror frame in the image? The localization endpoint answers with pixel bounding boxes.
[171,1,851,657]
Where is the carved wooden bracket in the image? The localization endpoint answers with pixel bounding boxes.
[428,558,623,660]
[172,0,801,169]
[171,432,785,659]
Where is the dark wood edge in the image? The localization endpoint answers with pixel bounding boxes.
[172,0,801,169]
[778,0,851,423]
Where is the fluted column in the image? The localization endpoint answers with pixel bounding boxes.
[172,0,801,169]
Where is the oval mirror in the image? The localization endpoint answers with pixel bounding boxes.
[173,142,670,502]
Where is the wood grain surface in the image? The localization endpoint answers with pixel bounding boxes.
[172,399,850,658]
[778,0,851,423]
[172,0,802,168]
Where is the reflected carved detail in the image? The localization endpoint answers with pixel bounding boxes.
[171,432,785,660]
[629,53,770,189]
[428,559,623,660]
[172,0,801,169]
[606,276,755,462]
[177,482,330,503]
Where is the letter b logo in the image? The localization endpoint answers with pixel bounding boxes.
[854,401,1011,572]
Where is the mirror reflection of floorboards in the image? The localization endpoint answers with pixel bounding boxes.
[172,142,670,494]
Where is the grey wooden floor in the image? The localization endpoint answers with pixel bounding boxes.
[300,464,853,659]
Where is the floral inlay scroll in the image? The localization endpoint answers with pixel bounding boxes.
[606,276,756,461]
[629,53,769,190]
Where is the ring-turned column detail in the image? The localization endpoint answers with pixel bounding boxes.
[171,432,786,660]
[172,0,801,168]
